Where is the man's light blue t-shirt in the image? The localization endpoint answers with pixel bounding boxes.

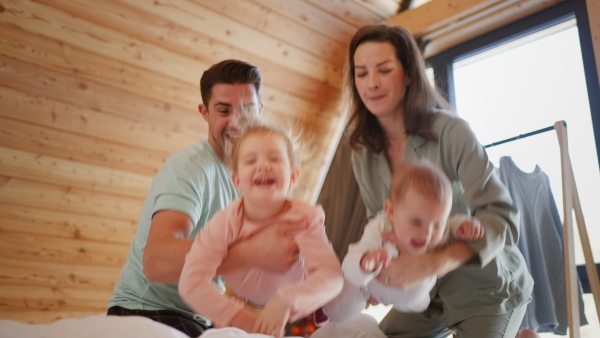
[109,140,238,318]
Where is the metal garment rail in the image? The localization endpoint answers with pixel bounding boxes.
[484,124,558,148]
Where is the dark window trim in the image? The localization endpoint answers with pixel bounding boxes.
[426,0,600,167]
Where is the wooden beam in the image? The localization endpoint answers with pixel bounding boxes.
[386,0,505,36]
[421,0,565,57]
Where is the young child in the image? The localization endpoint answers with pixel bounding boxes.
[323,160,484,324]
[179,124,343,338]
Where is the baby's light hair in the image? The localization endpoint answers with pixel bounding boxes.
[389,160,452,208]
[229,121,298,173]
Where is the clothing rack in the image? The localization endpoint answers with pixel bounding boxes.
[485,121,600,338]
[484,124,558,148]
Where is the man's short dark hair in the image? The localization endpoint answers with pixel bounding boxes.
[200,59,263,105]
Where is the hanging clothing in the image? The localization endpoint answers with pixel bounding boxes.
[498,156,587,334]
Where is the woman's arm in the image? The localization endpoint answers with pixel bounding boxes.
[379,115,518,288]
[376,241,475,289]
[442,116,519,266]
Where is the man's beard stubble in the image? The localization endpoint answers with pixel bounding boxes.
[219,129,237,166]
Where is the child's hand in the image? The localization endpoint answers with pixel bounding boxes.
[455,219,484,241]
[360,249,391,273]
[253,296,290,338]
[229,306,259,333]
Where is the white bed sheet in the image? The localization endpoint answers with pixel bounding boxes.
[0,314,188,338]
[310,313,387,338]
[0,315,304,338]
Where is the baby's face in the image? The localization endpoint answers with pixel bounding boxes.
[385,186,450,255]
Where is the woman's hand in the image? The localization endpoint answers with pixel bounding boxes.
[376,250,437,289]
[376,241,476,289]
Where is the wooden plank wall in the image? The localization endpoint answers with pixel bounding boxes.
[0,0,399,324]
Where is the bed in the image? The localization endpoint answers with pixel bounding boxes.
[0,315,305,338]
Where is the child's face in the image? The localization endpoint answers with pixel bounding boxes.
[384,185,450,255]
[232,132,299,203]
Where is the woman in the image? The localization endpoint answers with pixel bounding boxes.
[344,23,533,337]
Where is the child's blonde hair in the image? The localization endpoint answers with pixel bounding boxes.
[230,123,298,173]
[389,161,452,207]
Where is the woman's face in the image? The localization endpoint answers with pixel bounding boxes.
[353,41,410,119]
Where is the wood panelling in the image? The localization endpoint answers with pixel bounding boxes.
[0,86,198,154]
[0,117,168,175]
[3,0,594,328]
[0,285,114,312]
[0,232,129,266]
[0,23,201,115]
[0,205,136,244]
[0,147,152,198]
[0,54,204,136]
[0,175,144,221]
[0,0,398,323]
[0,310,102,323]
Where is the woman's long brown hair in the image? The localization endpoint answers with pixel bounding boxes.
[345,24,451,153]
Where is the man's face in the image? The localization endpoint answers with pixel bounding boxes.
[199,83,262,162]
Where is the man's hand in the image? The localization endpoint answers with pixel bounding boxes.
[219,221,305,275]
[253,297,290,338]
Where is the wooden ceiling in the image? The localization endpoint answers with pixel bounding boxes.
[0,0,405,204]
[1,0,587,324]
[0,0,399,321]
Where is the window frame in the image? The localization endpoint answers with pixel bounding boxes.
[426,0,600,167]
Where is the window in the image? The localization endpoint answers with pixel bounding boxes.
[427,0,599,335]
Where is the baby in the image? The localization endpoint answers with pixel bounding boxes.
[324,160,484,324]
[179,124,343,338]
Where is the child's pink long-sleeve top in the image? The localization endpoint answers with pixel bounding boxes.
[179,197,343,328]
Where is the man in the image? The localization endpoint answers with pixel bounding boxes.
[108,60,302,337]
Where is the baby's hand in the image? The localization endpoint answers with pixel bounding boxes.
[360,249,391,273]
[455,219,484,241]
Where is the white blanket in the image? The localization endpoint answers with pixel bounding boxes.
[0,315,303,338]
[0,315,188,338]
[310,314,387,338]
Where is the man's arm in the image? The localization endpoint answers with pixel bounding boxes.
[143,211,303,283]
[218,222,303,275]
[143,210,194,284]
